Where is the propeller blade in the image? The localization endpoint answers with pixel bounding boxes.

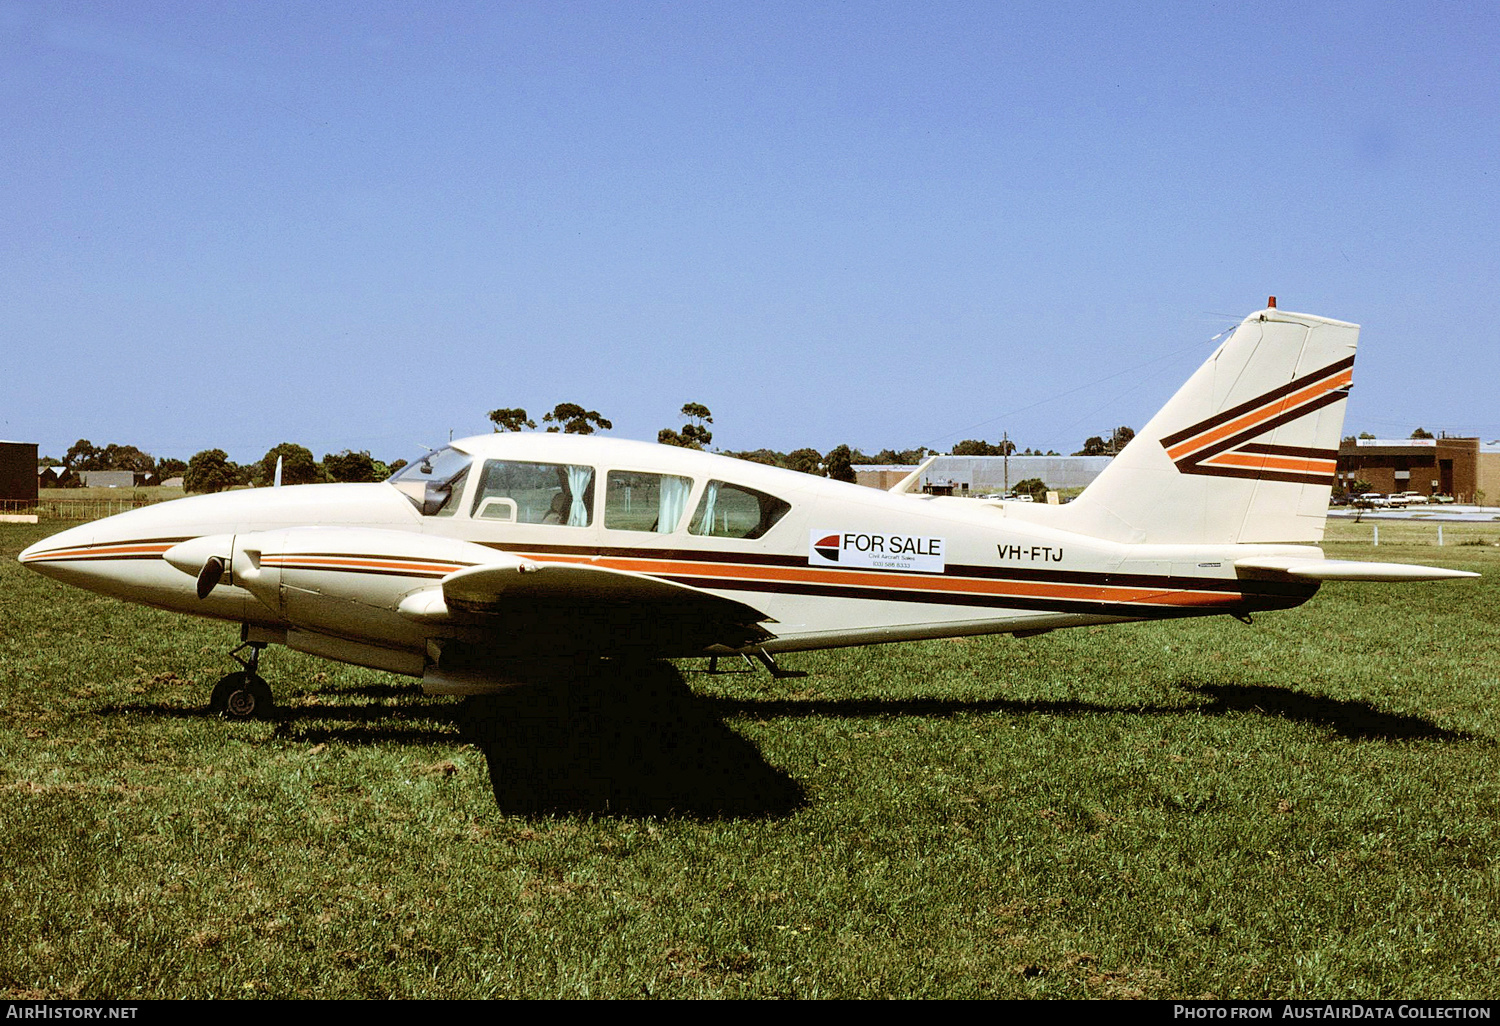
[196,556,225,600]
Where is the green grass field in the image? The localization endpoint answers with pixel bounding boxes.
[2,519,1496,999]
[38,487,187,501]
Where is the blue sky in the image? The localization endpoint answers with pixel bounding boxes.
[3,1,1497,465]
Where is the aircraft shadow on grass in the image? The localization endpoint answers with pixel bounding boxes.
[102,661,809,819]
[1172,681,1480,742]
[701,678,1480,743]
[461,661,808,818]
[99,664,1480,819]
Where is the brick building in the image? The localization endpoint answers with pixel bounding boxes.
[1,440,39,504]
[1336,437,1500,503]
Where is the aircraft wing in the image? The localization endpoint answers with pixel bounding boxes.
[400,558,777,653]
[165,527,776,658]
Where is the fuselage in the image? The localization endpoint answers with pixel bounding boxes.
[19,434,1323,678]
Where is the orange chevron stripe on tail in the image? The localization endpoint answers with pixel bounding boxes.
[1159,356,1352,485]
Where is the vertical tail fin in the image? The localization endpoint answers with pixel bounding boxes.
[1059,306,1358,545]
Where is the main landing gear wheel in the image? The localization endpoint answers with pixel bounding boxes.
[210,671,275,720]
[209,636,274,719]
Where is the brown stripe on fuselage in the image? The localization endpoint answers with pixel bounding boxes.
[23,535,1312,618]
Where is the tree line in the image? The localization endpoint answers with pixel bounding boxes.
[43,406,1144,495]
[179,445,411,494]
[45,439,407,495]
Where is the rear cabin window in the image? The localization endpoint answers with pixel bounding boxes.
[469,460,594,526]
[604,471,694,533]
[688,481,791,539]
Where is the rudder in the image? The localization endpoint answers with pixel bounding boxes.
[1058,305,1359,546]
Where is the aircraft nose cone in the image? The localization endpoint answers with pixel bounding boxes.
[17,501,246,610]
[16,517,185,599]
[18,523,95,576]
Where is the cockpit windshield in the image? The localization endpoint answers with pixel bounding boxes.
[389,446,474,516]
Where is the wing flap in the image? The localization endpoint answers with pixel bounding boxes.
[409,559,775,654]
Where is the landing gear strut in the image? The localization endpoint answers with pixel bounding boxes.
[707,649,807,678]
[707,653,757,674]
[209,640,275,720]
[753,648,808,679]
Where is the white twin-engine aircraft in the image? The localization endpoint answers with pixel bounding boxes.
[20,304,1475,718]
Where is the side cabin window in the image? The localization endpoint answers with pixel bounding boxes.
[604,471,694,533]
[688,481,791,540]
[469,460,595,526]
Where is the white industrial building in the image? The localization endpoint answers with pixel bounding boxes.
[855,455,1112,494]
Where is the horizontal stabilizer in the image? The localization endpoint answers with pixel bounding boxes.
[888,455,939,495]
[1235,557,1479,582]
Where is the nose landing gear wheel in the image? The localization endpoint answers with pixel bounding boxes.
[210,671,275,720]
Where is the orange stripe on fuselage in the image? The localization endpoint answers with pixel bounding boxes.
[261,555,464,576]
[512,552,1241,608]
[21,542,175,562]
[21,540,1247,611]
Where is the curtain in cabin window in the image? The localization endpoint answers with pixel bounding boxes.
[695,481,719,535]
[566,466,592,527]
[658,475,691,533]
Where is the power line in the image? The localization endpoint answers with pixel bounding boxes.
[917,326,1231,451]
